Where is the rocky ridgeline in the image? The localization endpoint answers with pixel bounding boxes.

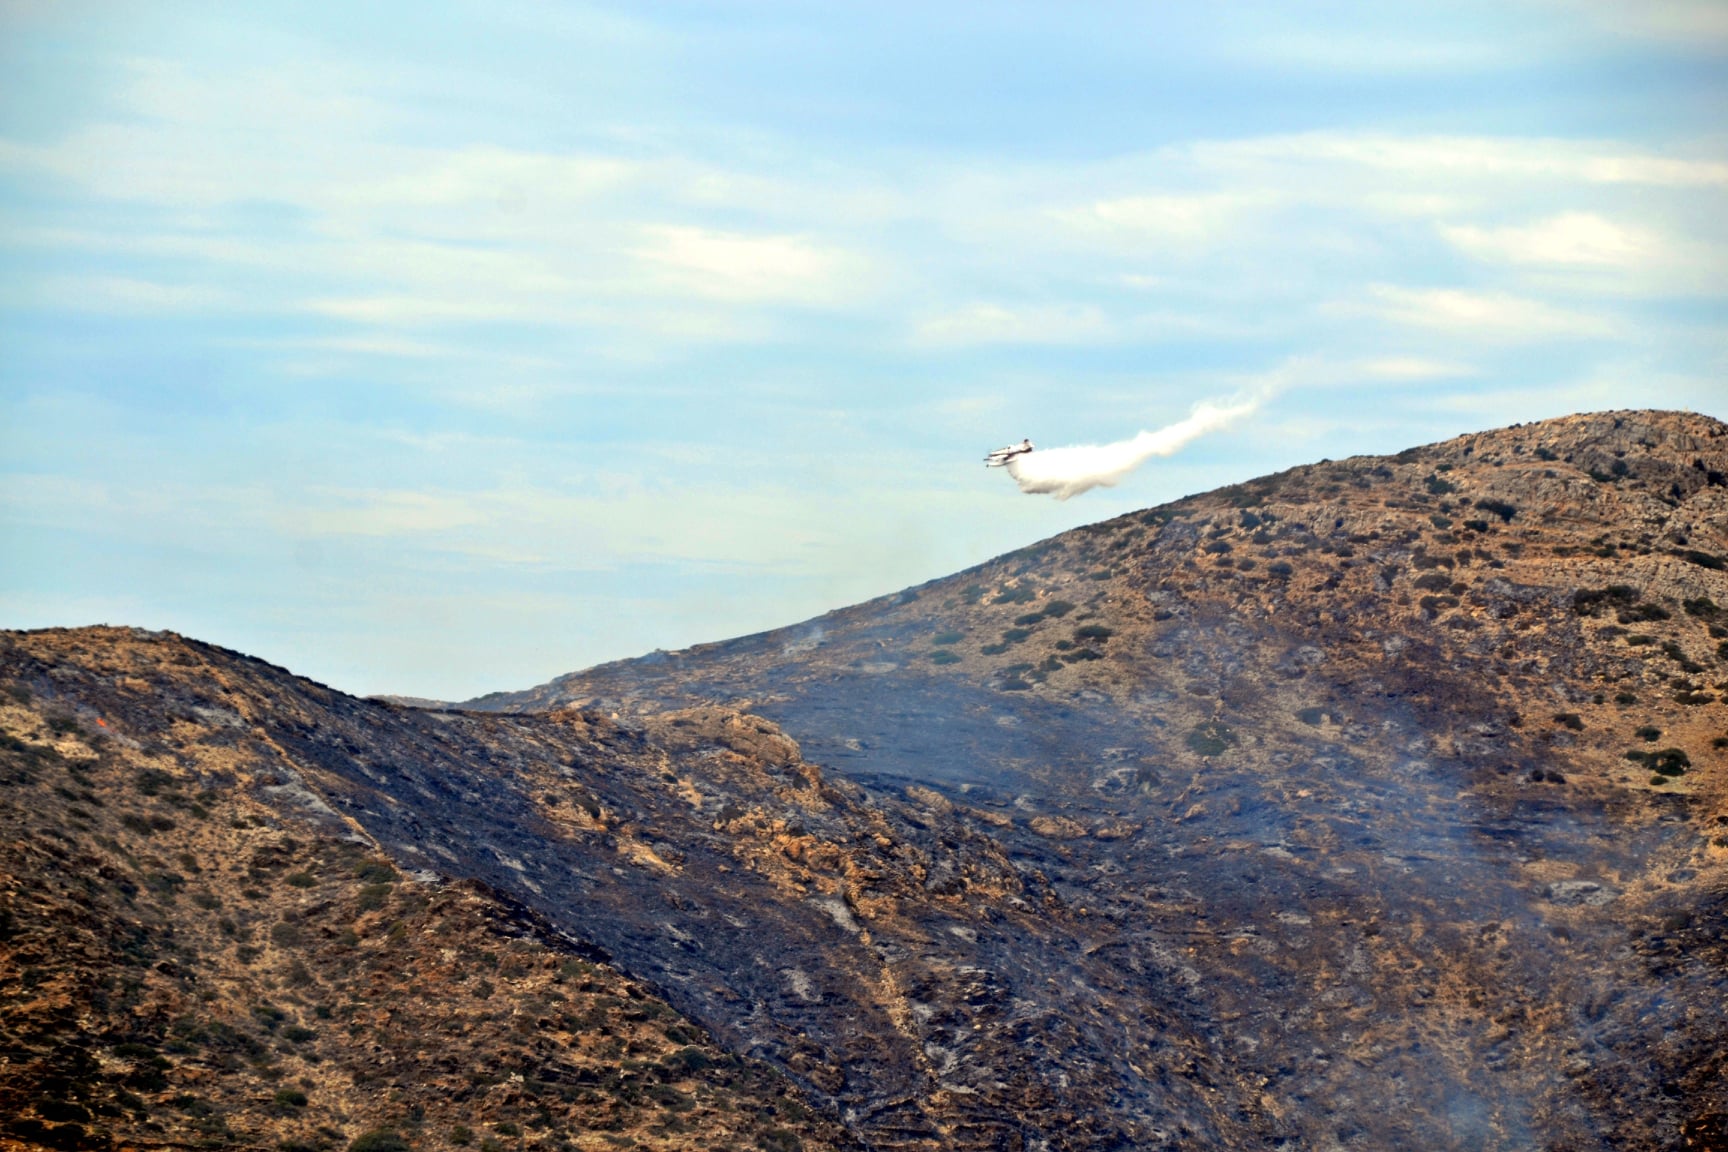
[4,410,1727,1151]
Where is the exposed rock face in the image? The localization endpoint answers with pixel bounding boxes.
[4,409,1727,1151]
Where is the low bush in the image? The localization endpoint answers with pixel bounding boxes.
[1185,721,1237,758]
[1553,713,1583,731]
[1475,498,1518,522]
[930,651,961,665]
[1073,624,1114,641]
[1572,585,1639,617]
[1675,549,1725,571]
[1626,748,1690,776]
[1635,725,1661,742]
[349,1131,410,1152]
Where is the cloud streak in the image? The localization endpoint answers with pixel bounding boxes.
[1004,398,1261,500]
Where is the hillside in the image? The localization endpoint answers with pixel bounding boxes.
[4,409,1727,1151]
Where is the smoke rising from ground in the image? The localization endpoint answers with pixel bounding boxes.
[1004,398,1260,500]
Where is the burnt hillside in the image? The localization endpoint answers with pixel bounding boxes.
[5,409,1727,1151]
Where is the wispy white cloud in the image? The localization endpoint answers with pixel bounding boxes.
[915,303,1113,347]
[1058,192,1274,246]
[35,275,233,313]
[1536,0,1728,46]
[1355,284,1616,341]
[632,225,860,304]
[1441,212,1657,267]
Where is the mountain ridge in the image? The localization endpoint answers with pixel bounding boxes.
[3,407,1726,1151]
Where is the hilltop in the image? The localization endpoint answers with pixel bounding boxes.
[3,409,1726,1151]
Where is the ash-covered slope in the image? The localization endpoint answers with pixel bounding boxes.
[457,408,1728,1148]
[3,409,1726,1152]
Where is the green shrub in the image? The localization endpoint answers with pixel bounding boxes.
[272,1089,307,1108]
[932,631,964,645]
[1266,561,1293,579]
[1013,612,1045,626]
[1683,597,1721,619]
[1614,691,1639,705]
[930,651,961,665]
[1474,498,1518,522]
[492,1123,519,1137]
[1629,748,1690,776]
[134,768,175,795]
[1043,599,1076,617]
[993,586,1035,605]
[1073,625,1114,641]
[1413,572,1452,592]
[1463,519,1490,532]
[1627,634,1654,647]
[1553,713,1583,731]
[1295,707,1326,726]
[1619,602,1670,623]
[285,872,315,889]
[1674,549,1725,571]
[348,1131,410,1152]
[1635,725,1661,742]
[356,883,393,911]
[450,1127,472,1146]
[1185,721,1236,758]
[1002,629,1032,643]
[979,643,1008,656]
[354,861,397,884]
[1424,474,1457,495]
[1572,585,1639,617]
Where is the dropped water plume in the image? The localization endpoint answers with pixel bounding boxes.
[1006,397,1259,500]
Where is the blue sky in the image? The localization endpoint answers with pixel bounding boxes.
[2,1,1724,699]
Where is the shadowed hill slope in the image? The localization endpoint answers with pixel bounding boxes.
[4,409,1726,1151]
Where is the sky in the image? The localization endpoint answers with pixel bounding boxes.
[1,1,1725,700]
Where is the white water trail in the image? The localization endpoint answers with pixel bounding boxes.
[1004,398,1260,500]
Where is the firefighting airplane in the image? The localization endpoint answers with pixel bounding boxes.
[984,438,1034,467]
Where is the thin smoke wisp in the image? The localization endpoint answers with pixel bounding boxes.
[1004,398,1260,500]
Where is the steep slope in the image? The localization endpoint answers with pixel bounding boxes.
[0,634,864,1152]
[2,409,1725,1152]
[459,408,1728,1148]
